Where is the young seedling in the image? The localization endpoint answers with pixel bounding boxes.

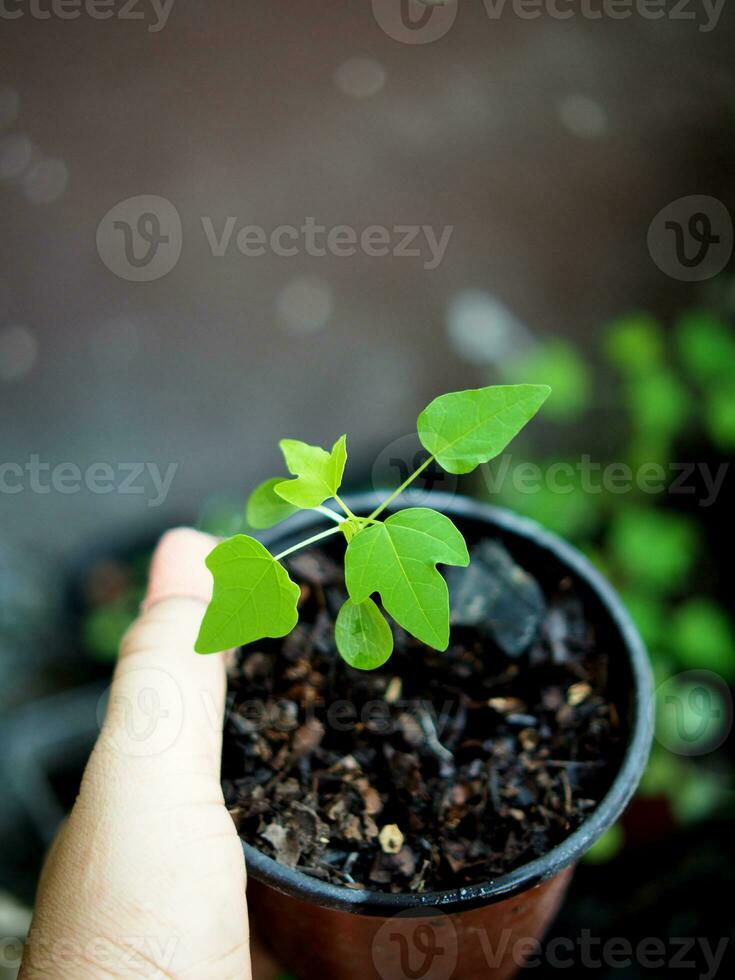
[195,384,550,669]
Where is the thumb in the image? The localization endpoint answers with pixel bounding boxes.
[92,527,228,798]
[20,529,252,980]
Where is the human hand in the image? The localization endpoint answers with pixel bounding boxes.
[20,529,279,979]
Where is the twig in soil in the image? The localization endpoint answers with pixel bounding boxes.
[559,770,573,817]
[487,762,502,812]
[417,708,455,777]
[444,695,468,752]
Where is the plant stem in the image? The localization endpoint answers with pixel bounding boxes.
[313,505,343,524]
[368,454,435,520]
[334,494,357,521]
[274,525,342,562]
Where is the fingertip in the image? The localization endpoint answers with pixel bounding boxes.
[142,527,217,612]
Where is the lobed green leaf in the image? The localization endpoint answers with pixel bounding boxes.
[344,507,469,651]
[275,435,347,509]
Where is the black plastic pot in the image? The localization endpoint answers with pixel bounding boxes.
[238,491,654,980]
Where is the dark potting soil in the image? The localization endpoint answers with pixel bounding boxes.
[221,537,623,894]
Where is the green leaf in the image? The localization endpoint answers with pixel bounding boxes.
[83,602,135,662]
[669,598,735,681]
[246,478,300,529]
[583,824,624,865]
[335,598,393,670]
[493,459,602,540]
[275,435,347,508]
[638,744,683,797]
[674,310,735,385]
[704,381,735,451]
[195,535,300,654]
[344,507,469,650]
[618,591,668,649]
[607,508,698,595]
[623,371,691,439]
[417,385,550,475]
[670,766,729,825]
[603,313,663,375]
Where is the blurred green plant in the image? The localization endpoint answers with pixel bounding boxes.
[83,602,136,662]
[583,823,625,864]
[81,555,148,662]
[607,507,698,594]
[669,598,735,681]
[503,340,589,421]
[604,312,664,375]
[492,301,735,830]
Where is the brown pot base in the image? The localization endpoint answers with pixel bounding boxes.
[248,865,574,980]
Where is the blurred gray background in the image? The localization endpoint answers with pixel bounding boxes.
[2,0,735,563]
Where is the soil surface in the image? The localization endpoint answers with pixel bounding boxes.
[222,537,623,894]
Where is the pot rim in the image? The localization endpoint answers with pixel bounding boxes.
[240,490,654,915]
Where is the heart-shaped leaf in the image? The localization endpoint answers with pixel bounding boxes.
[246,478,299,529]
[417,384,550,475]
[335,597,393,670]
[344,507,469,650]
[275,435,347,509]
[195,535,300,654]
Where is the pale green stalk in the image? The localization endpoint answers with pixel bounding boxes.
[274,525,342,562]
[368,455,435,520]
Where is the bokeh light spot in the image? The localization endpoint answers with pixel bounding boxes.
[276,276,334,334]
[0,133,33,181]
[22,157,69,205]
[557,95,608,139]
[0,323,38,381]
[333,58,387,99]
